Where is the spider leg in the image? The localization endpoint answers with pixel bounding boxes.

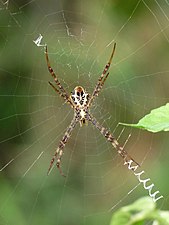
[87,113,139,167]
[47,116,78,176]
[48,81,73,106]
[88,43,116,107]
[45,45,72,105]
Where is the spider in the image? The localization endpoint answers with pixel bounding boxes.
[45,43,139,176]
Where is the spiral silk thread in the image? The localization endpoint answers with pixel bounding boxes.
[124,159,163,202]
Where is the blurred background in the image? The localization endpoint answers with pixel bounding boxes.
[0,0,169,224]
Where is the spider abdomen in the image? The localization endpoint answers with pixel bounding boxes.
[76,108,88,127]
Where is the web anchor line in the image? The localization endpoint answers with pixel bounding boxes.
[124,159,163,202]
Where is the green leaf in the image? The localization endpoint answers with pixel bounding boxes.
[110,197,169,225]
[122,196,155,212]
[119,103,169,133]
[110,211,131,225]
[158,211,169,224]
[110,197,155,225]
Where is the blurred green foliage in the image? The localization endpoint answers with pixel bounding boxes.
[110,197,169,225]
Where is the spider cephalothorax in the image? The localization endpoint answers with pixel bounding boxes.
[70,86,89,107]
[45,43,139,176]
[70,86,89,126]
